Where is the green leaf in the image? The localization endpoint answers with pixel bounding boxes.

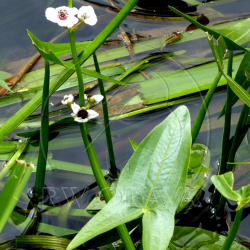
[211,172,250,210]
[28,30,91,57]
[128,137,139,151]
[67,106,191,250]
[218,43,250,118]
[208,35,250,108]
[0,72,12,92]
[168,226,248,249]
[27,30,128,87]
[169,6,250,51]
[87,143,210,214]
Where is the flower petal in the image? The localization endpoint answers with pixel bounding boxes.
[71,102,81,114]
[58,16,78,28]
[78,6,97,26]
[87,109,99,119]
[45,7,58,23]
[75,117,88,123]
[93,94,103,104]
[61,94,74,105]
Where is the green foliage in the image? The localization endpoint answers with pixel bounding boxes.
[211,172,250,210]
[207,35,250,108]
[0,160,33,233]
[169,6,250,51]
[67,106,191,250]
[0,72,12,92]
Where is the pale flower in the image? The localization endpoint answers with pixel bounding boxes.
[88,94,104,104]
[78,6,97,26]
[71,102,99,123]
[45,6,78,28]
[61,94,74,105]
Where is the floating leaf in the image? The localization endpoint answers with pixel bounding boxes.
[67,106,191,250]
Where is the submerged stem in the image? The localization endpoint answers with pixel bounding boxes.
[93,53,118,178]
[33,60,50,203]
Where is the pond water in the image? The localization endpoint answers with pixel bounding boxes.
[0,0,250,248]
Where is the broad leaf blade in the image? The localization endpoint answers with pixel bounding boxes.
[68,106,191,250]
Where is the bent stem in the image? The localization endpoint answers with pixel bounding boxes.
[191,72,222,144]
[93,53,118,178]
[69,31,135,250]
[221,208,243,250]
[33,60,50,203]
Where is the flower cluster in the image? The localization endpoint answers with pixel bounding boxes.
[45,6,97,28]
[61,94,103,123]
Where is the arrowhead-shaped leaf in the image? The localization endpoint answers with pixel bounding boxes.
[27,30,127,87]
[211,172,250,210]
[67,106,191,250]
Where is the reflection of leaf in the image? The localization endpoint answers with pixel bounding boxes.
[67,106,191,250]
[211,172,250,210]
[169,226,248,249]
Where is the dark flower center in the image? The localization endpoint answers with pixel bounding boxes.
[58,9,68,20]
[82,13,89,20]
[78,109,88,119]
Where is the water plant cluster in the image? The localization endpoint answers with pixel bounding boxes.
[0,0,250,249]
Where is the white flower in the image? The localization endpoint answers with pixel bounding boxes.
[61,94,74,105]
[71,102,99,123]
[89,94,104,104]
[45,6,78,28]
[78,6,97,26]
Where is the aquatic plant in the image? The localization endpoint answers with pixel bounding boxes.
[0,1,249,250]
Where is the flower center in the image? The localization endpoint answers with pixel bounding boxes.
[78,109,88,119]
[58,9,68,21]
[82,13,89,20]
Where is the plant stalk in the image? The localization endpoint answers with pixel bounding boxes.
[191,72,222,144]
[212,50,233,208]
[33,60,50,203]
[220,208,243,250]
[93,53,118,178]
[69,31,135,249]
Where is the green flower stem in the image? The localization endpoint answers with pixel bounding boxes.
[213,50,234,207]
[93,53,118,178]
[69,31,135,249]
[191,72,222,144]
[33,60,50,203]
[221,208,243,250]
[80,124,135,250]
[68,0,72,8]
[0,139,29,181]
[69,31,85,106]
